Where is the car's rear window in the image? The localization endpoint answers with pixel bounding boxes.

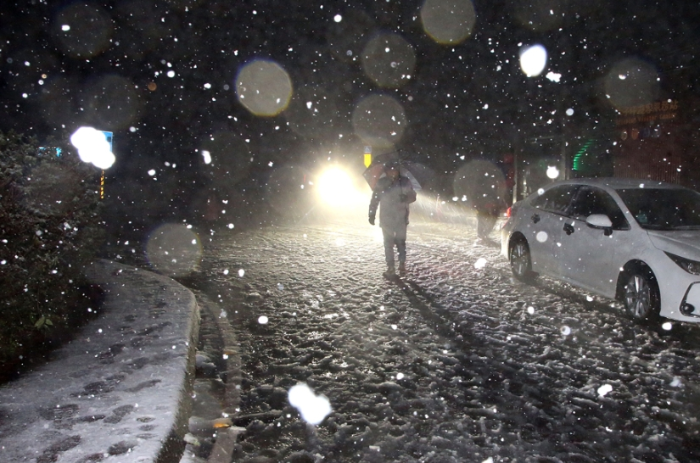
[531,185,578,213]
[617,188,700,230]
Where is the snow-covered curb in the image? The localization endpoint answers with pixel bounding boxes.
[0,260,199,463]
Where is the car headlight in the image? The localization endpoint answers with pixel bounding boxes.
[317,168,355,206]
[665,252,700,275]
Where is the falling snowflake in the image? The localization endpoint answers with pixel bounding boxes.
[597,384,613,397]
[288,383,332,425]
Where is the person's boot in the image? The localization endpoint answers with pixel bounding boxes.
[383,265,396,278]
[398,261,406,276]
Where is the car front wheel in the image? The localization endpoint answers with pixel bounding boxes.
[509,238,534,282]
[623,268,660,323]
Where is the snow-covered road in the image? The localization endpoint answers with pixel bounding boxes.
[190,218,700,462]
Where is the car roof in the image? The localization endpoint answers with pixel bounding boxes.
[547,177,686,191]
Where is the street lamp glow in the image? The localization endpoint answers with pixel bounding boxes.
[317,167,355,206]
[70,126,115,169]
[519,44,548,77]
[546,165,560,179]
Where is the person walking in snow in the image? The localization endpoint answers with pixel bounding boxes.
[368,161,417,277]
[474,196,505,241]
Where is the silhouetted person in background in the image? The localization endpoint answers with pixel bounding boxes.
[474,197,503,240]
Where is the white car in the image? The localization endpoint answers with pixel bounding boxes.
[501,178,700,324]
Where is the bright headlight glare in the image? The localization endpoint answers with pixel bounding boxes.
[317,168,354,206]
[665,252,700,275]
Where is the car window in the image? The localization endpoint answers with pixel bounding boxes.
[617,188,700,230]
[531,185,578,214]
[569,187,630,229]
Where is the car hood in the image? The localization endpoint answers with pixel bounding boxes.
[647,230,700,260]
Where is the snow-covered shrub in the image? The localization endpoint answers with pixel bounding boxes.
[0,131,104,378]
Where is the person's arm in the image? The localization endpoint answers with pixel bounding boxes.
[369,186,381,225]
[400,178,417,203]
[405,188,417,204]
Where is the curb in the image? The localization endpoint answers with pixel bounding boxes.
[180,292,244,463]
[203,299,243,463]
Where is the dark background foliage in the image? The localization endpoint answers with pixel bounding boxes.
[0,131,104,379]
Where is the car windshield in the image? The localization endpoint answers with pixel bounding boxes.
[617,188,700,230]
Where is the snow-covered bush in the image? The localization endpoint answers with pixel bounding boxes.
[0,131,104,378]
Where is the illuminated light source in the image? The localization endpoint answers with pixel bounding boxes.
[421,0,476,45]
[364,146,372,168]
[519,44,548,77]
[572,139,594,172]
[236,59,293,116]
[546,165,560,179]
[317,168,355,206]
[70,126,115,169]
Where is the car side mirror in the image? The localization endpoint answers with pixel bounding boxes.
[586,214,613,235]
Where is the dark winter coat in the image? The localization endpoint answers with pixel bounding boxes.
[369,176,417,231]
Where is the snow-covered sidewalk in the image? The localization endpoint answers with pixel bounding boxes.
[0,260,199,463]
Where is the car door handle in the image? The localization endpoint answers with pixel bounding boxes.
[563,223,574,235]
[531,214,540,224]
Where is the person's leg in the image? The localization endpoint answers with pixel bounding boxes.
[382,227,396,272]
[482,213,497,238]
[476,210,488,238]
[395,226,407,273]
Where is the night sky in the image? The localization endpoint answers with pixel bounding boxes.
[1,0,699,224]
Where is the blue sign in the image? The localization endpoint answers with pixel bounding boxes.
[38,146,62,157]
[101,131,113,152]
